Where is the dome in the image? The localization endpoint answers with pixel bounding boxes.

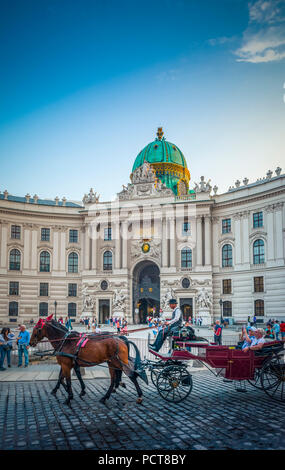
[131,128,191,195]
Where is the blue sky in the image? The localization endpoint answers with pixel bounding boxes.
[0,0,284,201]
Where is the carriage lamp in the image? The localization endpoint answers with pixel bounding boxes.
[54,300,57,321]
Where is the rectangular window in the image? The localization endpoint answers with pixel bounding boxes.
[255,299,264,316]
[182,222,191,236]
[41,228,50,241]
[40,283,49,297]
[11,225,21,239]
[253,212,263,228]
[222,279,231,294]
[104,227,112,241]
[9,281,19,296]
[254,277,264,293]
[69,230,78,243]
[222,219,231,234]
[68,283,77,297]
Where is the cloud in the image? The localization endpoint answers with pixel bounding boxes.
[234,0,285,63]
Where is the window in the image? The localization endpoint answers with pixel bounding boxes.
[39,302,48,317]
[222,279,231,294]
[182,278,190,289]
[103,251,112,270]
[181,248,192,268]
[223,301,232,317]
[9,282,19,296]
[255,299,264,316]
[68,252,78,273]
[253,212,263,228]
[9,301,18,316]
[101,280,108,291]
[253,239,265,264]
[68,303,77,317]
[40,283,49,296]
[222,244,232,267]
[68,283,77,297]
[40,251,50,272]
[254,277,264,293]
[69,230,78,243]
[41,228,50,241]
[222,219,231,234]
[11,225,21,239]
[104,227,112,241]
[182,222,191,236]
[9,249,21,271]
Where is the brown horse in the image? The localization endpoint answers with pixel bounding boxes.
[29,316,147,406]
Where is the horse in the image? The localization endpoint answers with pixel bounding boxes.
[29,315,147,406]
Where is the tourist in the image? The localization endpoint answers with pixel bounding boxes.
[264,324,274,339]
[279,320,285,342]
[65,317,73,331]
[273,320,280,341]
[16,325,30,368]
[242,328,265,352]
[95,324,101,334]
[116,319,121,333]
[253,315,257,326]
[247,316,251,326]
[239,326,256,349]
[0,328,15,371]
[213,320,222,345]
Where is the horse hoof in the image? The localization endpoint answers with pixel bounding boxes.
[99,398,106,405]
[80,390,86,397]
[120,382,126,389]
[112,389,116,393]
[51,389,57,396]
[136,397,143,405]
[64,400,72,407]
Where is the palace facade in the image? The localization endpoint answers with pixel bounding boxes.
[0,129,284,325]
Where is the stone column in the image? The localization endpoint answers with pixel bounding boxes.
[122,221,128,269]
[212,217,219,267]
[115,222,121,269]
[162,216,168,267]
[242,213,250,264]
[84,225,90,270]
[53,230,59,271]
[266,207,274,261]
[31,230,37,270]
[234,214,242,265]
[275,203,284,262]
[0,223,8,269]
[23,226,30,269]
[59,229,66,271]
[196,216,202,266]
[204,215,211,266]
[91,224,97,270]
[170,217,176,267]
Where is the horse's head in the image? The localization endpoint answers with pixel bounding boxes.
[29,314,53,347]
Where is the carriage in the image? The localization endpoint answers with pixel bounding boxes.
[142,333,285,403]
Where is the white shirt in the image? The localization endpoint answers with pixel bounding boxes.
[168,307,182,326]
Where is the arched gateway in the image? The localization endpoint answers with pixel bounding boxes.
[132,260,160,324]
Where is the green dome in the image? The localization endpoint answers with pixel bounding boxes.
[131,128,191,196]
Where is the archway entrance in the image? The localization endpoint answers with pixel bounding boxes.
[132,260,160,324]
[179,298,193,321]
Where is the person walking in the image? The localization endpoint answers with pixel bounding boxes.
[16,325,30,368]
[273,320,280,340]
[280,320,285,342]
[0,328,15,371]
[213,320,223,345]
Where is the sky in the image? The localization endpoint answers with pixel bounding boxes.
[0,0,285,202]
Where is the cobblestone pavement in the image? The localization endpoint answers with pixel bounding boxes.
[0,370,284,451]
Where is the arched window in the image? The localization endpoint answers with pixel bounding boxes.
[9,249,21,271]
[255,299,264,316]
[39,302,48,317]
[68,252,78,273]
[181,248,192,268]
[9,301,18,316]
[223,301,232,317]
[40,251,50,272]
[68,303,77,317]
[253,239,265,264]
[222,244,232,267]
[103,251,112,270]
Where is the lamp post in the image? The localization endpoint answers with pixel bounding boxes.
[54,300,57,321]
[219,298,223,324]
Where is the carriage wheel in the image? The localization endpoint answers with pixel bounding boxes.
[151,368,159,387]
[247,369,262,389]
[260,354,285,402]
[156,365,193,403]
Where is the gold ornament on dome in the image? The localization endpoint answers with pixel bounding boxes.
[156,127,164,140]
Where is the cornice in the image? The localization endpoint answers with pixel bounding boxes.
[213,187,285,211]
[0,208,83,221]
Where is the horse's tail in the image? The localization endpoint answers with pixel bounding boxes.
[126,339,148,385]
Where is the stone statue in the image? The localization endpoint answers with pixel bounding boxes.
[113,289,126,313]
[82,284,95,310]
[160,288,175,311]
[196,288,212,309]
[83,188,100,204]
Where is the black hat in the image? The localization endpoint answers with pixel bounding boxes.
[169,299,177,304]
